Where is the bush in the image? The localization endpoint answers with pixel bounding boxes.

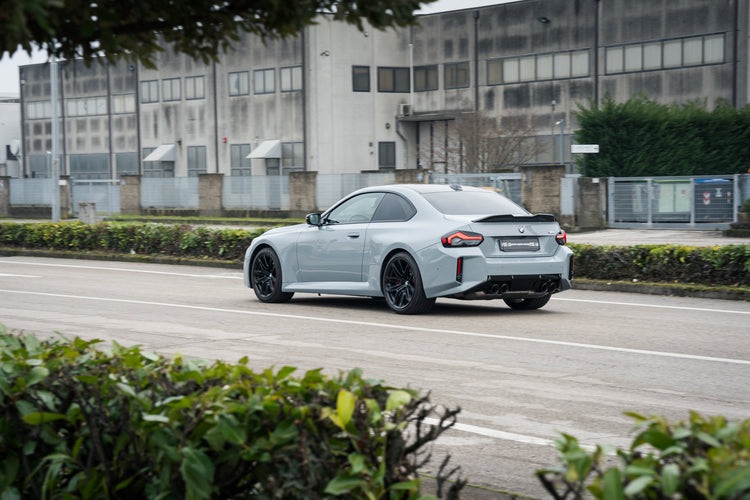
[537,412,750,499]
[568,243,750,287]
[0,328,465,499]
[741,197,750,213]
[0,221,266,262]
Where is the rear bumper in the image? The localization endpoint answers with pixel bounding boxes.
[419,244,574,300]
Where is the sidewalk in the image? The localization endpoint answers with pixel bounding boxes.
[568,228,750,247]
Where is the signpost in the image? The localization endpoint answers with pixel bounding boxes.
[571,144,599,176]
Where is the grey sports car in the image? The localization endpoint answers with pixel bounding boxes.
[243,184,573,314]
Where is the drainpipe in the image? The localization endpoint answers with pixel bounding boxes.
[473,10,480,111]
[594,0,600,107]
[213,61,219,173]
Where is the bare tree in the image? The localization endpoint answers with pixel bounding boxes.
[420,111,546,173]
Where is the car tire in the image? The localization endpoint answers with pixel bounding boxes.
[250,247,294,303]
[503,294,552,310]
[382,252,435,314]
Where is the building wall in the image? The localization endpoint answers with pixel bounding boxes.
[17,0,750,178]
[0,98,21,177]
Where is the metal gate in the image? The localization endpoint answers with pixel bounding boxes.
[608,175,744,229]
[71,179,121,217]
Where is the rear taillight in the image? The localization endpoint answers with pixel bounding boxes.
[555,230,567,245]
[441,231,484,247]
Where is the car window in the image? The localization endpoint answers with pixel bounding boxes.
[421,190,528,216]
[371,193,416,222]
[325,192,385,224]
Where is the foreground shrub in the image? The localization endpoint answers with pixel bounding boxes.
[0,221,266,262]
[537,412,750,499]
[0,328,465,499]
[569,243,750,287]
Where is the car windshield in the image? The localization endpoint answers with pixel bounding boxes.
[421,190,528,216]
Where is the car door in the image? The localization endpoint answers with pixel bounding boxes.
[296,192,385,282]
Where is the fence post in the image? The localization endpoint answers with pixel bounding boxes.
[0,176,9,216]
[199,173,224,217]
[289,171,317,216]
[519,164,566,215]
[120,175,142,215]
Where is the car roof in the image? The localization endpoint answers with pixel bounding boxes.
[358,184,486,195]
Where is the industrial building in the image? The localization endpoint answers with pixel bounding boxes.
[13,0,748,179]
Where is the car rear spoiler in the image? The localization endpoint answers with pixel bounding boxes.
[472,214,557,223]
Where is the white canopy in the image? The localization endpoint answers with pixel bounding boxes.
[248,140,281,159]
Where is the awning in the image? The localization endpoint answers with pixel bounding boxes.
[248,140,281,159]
[144,144,176,162]
[397,111,457,122]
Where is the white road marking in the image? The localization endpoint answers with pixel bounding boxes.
[554,297,750,315]
[0,260,241,279]
[1,289,749,366]
[0,273,39,278]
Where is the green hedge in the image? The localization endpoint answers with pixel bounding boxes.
[569,243,750,288]
[537,412,750,499]
[0,221,265,262]
[1,222,749,288]
[0,328,465,499]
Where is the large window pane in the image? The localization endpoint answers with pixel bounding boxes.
[683,37,702,65]
[536,54,553,79]
[520,55,536,80]
[553,53,570,78]
[605,46,623,74]
[663,39,682,67]
[643,42,662,70]
[353,66,370,92]
[414,65,438,91]
[502,58,519,83]
[229,72,249,96]
[624,45,642,72]
[487,59,502,85]
[704,34,724,63]
[378,142,396,169]
[445,62,469,89]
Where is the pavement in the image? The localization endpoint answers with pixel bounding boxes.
[568,228,750,247]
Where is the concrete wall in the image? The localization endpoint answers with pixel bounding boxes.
[520,164,566,215]
[198,173,223,217]
[289,171,317,214]
[120,174,141,215]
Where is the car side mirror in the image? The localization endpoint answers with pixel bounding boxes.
[306,213,322,226]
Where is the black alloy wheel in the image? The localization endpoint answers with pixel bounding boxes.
[250,247,294,303]
[503,294,552,310]
[382,252,435,314]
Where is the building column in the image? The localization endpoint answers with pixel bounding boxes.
[0,176,9,216]
[199,173,224,217]
[120,174,142,215]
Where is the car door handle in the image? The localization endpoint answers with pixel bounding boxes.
[347,232,360,238]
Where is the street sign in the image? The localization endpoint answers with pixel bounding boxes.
[571,144,599,154]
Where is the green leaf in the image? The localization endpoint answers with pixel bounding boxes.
[276,366,297,380]
[624,475,654,496]
[26,366,49,386]
[336,389,355,428]
[180,447,214,500]
[714,464,750,498]
[216,414,247,445]
[21,412,66,425]
[386,389,412,411]
[324,476,367,495]
[660,463,680,496]
[603,468,625,500]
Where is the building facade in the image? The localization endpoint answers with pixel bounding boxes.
[16,0,749,179]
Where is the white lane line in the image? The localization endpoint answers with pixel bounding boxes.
[424,417,558,447]
[1,288,749,366]
[0,273,39,278]
[0,260,242,279]
[555,297,750,315]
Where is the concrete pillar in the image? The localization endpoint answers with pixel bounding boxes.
[78,202,96,224]
[199,173,224,217]
[0,175,10,216]
[120,175,142,215]
[576,177,608,229]
[394,169,428,184]
[520,164,566,215]
[60,175,73,218]
[0,176,9,216]
[289,171,317,216]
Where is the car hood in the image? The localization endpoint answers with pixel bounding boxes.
[260,223,308,237]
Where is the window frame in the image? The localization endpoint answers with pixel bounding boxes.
[228,71,249,96]
[254,68,276,95]
[352,65,371,92]
[444,61,470,89]
[378,141,396,169]
[413,65,438,92]
[280,66,302,92]
[377,67,410,93]
[162,77,181,102]
[140,80,159,103]
[185,75,205,100]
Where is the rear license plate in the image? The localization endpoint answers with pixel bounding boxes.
[499,237,540,252]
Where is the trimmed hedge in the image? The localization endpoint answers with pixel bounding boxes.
[537,412,750,499]
[0,328,465,499]
[569,243,750,288]
[1,222,749,288]
[0,221,265,262]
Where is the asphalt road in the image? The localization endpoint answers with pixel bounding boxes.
[1,256,749,498]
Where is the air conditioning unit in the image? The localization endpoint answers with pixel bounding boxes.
[398,103,413,117]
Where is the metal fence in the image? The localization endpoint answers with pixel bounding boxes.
[429,172,523,204]
[9,178,52,205]
[71,179,121,216]
[608,175,746,228]
[223,175,290,210]
[316,173,395,210]
[141,177,199,209]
